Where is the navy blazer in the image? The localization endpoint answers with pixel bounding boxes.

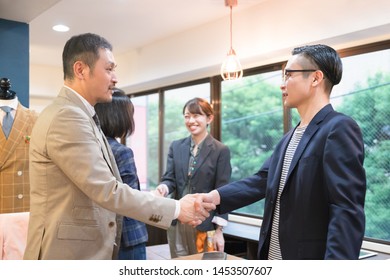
[218,104,366,259]
[161,134,232,232]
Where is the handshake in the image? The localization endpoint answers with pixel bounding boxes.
[153,185,220,227]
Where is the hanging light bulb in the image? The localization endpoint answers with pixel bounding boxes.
[221,48,243,80]
[221,0,243,81]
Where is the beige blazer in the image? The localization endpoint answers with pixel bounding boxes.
[24,87,176,260]
[0,103,38,213]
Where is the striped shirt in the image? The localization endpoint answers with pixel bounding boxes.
[268,126,306,260]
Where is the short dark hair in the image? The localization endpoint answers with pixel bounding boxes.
[62,33,113,80]
[94,88,135,139]
[182,97,214,117]
[292,44,342,92]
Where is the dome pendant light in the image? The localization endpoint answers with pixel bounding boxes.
[220,0,243,81]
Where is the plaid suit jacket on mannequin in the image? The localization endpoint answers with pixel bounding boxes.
[0,103,38,213]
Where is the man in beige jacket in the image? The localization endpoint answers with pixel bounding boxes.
[23,33,214,260]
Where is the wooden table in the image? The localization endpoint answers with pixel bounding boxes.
[146,243,242,260]
[146,244,171,260]
[174,253,243,260]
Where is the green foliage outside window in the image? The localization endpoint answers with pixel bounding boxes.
[222,73,284,216]
[335,72,390,241]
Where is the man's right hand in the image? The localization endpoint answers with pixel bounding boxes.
[177,193,216,227]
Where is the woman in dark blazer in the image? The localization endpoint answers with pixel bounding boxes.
[155,97,231,258]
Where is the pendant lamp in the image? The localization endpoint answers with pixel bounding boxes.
[220,0,243,81]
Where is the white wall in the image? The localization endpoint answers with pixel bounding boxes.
[29,0,390,111]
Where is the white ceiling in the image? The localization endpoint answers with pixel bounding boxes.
[0,0,265,66]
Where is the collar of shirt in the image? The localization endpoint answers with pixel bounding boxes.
[0,96,19,110]
[190,134,207,151]
[63,85,96,117]
[0,96,18,122]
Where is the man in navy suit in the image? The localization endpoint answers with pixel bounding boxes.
[206,44,366,259]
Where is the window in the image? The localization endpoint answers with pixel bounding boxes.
[331,49,390,243]
[221,70,284,216]
[127,83,211,191]
[128,40,390,247]
[126,93,159,190]
[163,83,210,173]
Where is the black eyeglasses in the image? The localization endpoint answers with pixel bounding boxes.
[283,69,317,82]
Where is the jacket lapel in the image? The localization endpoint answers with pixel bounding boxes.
[285,104,334,183]
[269,130,293,198]
[58,88,117,178]
[191,134,212,178]
[101,133,122,181]
[95,124,118,178]
[180,137,191,179]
